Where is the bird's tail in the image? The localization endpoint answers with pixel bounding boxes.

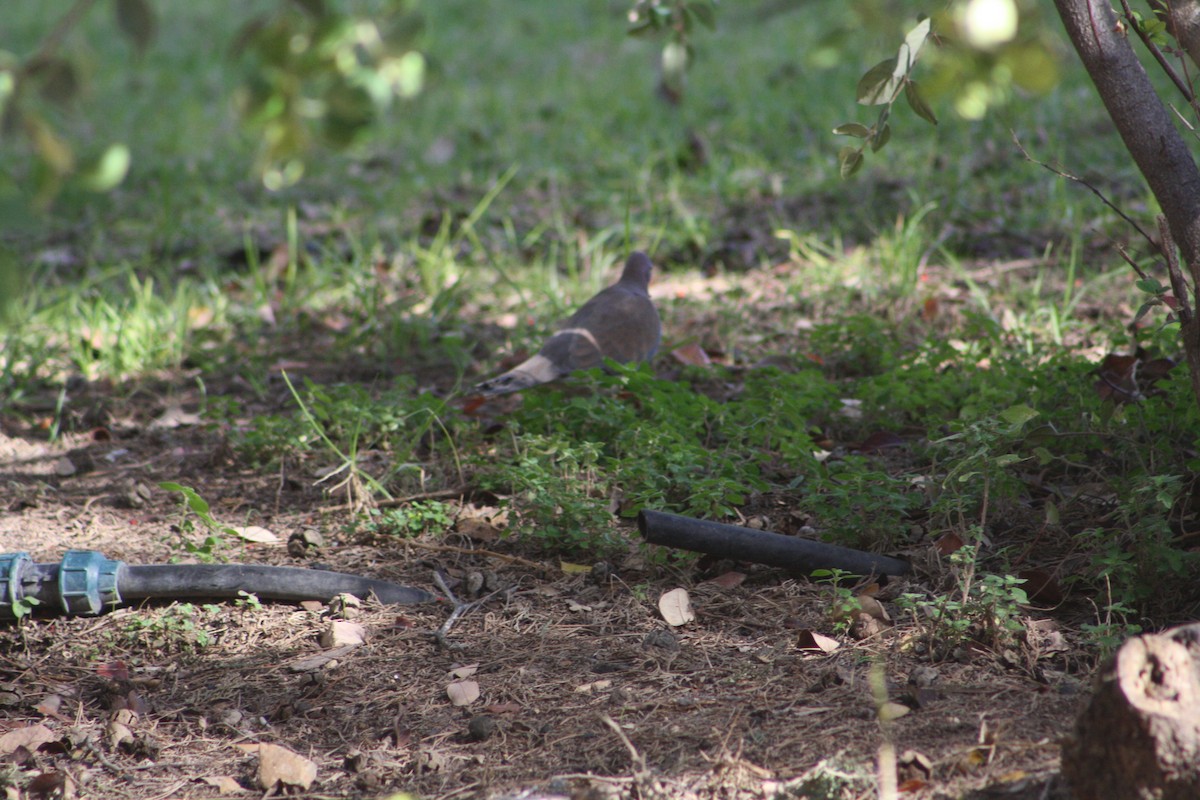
[472,353,560,397]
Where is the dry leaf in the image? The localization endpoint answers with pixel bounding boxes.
[448,664,478,679]
[1018,569,1063,604]
[53,456,77,476]
[878,701,910,721]
[319,620,365,648]
[856,595,891,622]
[575,679,613,694]
[230,525,278,544]
[254,742,317,791]
[670,342,712,367]
[446,680,480,706]
[202,776,246,794]
[934,531,965,555]
[705,571,746,589]
[286,644,359,672]
[559,561,591,575]
[796,630,840,653]
[658,588,695,626]
[0,723,57,755]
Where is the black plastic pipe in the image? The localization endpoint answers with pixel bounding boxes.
[637,509,911,577]
[119,564,435,605]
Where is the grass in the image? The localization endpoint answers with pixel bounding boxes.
[2,0,1197,634]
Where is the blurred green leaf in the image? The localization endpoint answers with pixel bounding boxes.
[1136,277,1164,294]
[115,0,158,53]
[870,122,891,151]
[900,17,931,70]
[80,143,131,191]
[904,79,937,125]
[856,58,898,105]
[26,114,74,174]
[838,145,864,178]
[26,57,78,105]
[833,122,871,138]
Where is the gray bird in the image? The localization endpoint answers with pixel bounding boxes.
[474,252,661,396]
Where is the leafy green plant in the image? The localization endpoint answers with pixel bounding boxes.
[159,482,240,562]
[10,595,41,621]
[810,568,860,636]
[122,602,219,651]
[895,544,1028,655]
[352,501,455,539]
[234,590,263,612]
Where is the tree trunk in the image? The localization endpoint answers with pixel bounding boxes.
[1054,0,1200,409]
[1061,623,1200,799]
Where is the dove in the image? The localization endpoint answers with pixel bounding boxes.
[474,252,661,396]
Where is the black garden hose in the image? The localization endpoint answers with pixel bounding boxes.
[0,550,437,619]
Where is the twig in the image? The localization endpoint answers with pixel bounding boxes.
[1118,0,1198,111]
[402,539,552,573]
[429,572,506,650]
[1157,215,1195,323]
[1011,131,1158,251]
[1114,243,1150,281]
[27,0,98,66]
[598,713,648,777]
[377,488,468,507]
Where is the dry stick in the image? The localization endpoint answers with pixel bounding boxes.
[429,571,505,650]
[319,486,466,513]
[1011,132,1159,252]
[402,539,551,573]
[598,713,649,777]
[1157,215,1197,324]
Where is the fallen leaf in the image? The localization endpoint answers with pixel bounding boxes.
[286,644,358,672]
[54,456,77,476]
[96,661,130,680]
[230,525,278,544]
[559,561,591,575]
[446,680,480,706]
[448,664,478,679]
[319,620,365,648]
[856,594,891,622]
[484,702,522,715]
[934,531,964,555]
[670,342,712,367]
[705,571,746,589]
[1018,569,1063,604]
[575,679,613,694]
[0,724,57,755]
[35,694,63,718]
[202,776,246,794]
[878,701,910,721]
[796,630,840,653]
[253,742,317,791]
[658,588,695,626]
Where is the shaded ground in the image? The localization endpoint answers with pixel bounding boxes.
[0,262,1101,800]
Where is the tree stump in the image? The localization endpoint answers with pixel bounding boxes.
[1062,623,1200,799]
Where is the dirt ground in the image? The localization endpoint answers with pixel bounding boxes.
[0,368,1093,800]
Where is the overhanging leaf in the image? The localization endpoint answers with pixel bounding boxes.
[838,145,864,178]
[904,80,938,125]
[833,122,871,138]
[856,58,899,105]
[115,0,158,53]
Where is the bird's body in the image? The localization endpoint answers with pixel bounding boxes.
[474,252,661,396]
